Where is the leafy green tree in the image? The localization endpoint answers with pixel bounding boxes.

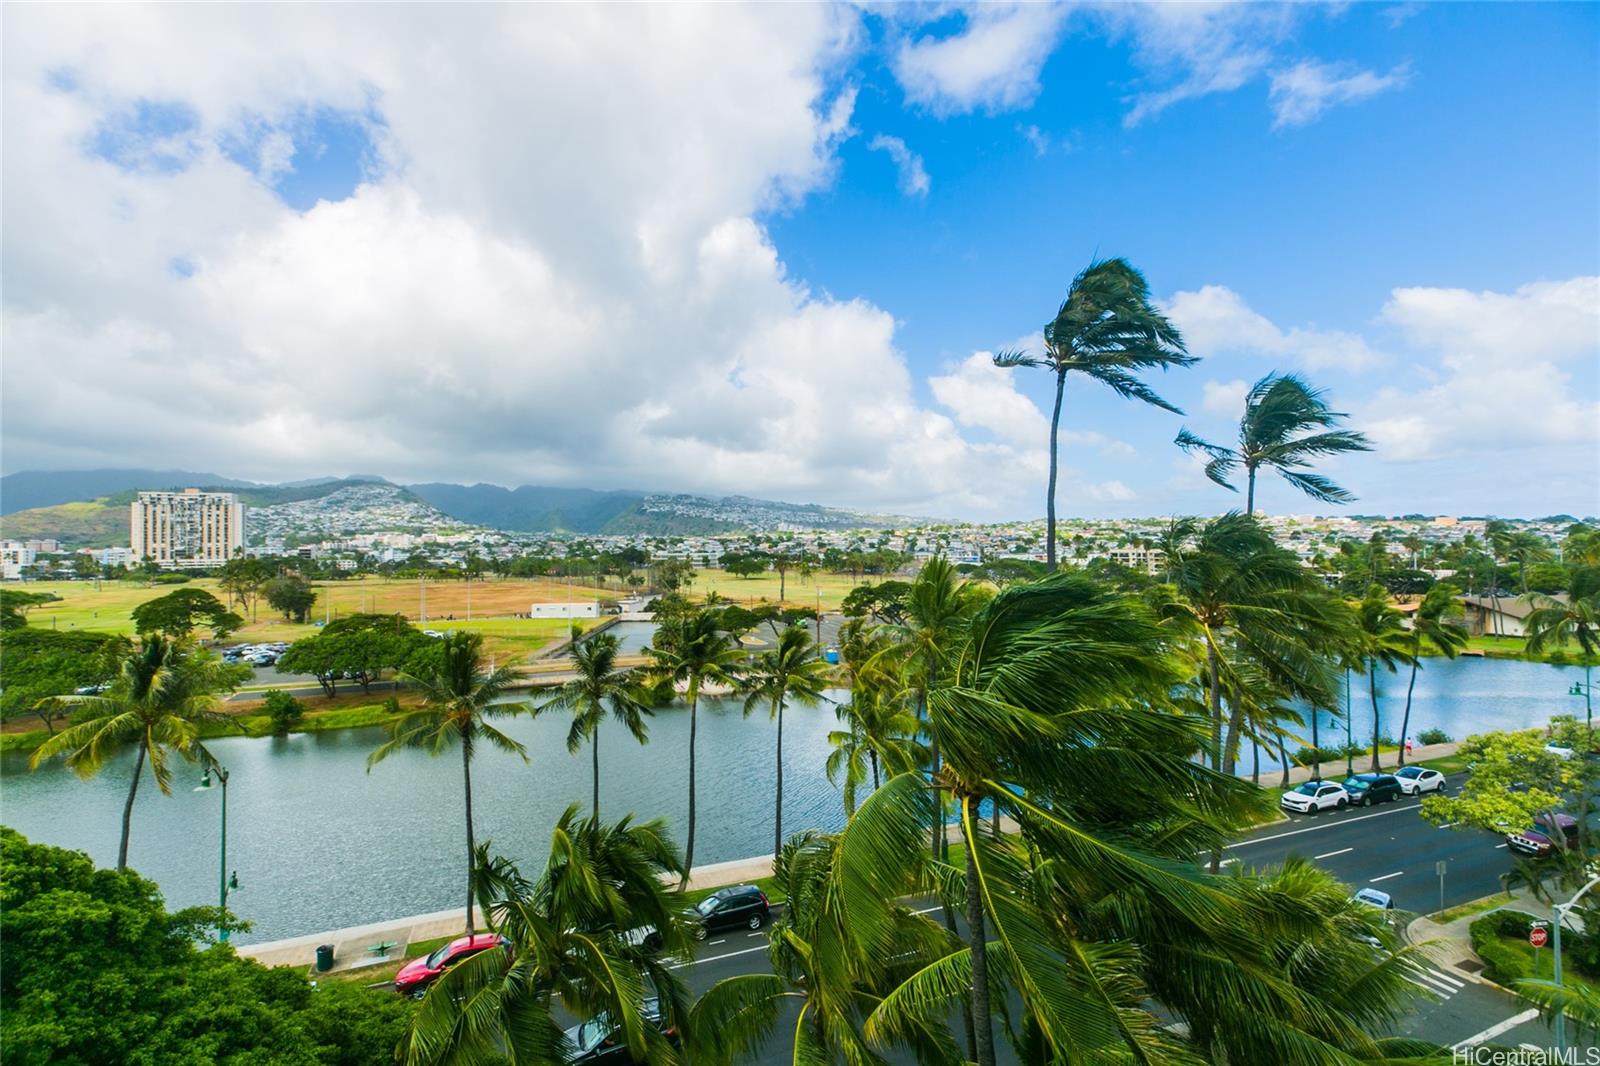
[535,629,653,817]
[263,574,316,623]
[839,580,912,625]
[720,551,768,578]
[1354,585,1416,771]
[646,609,745,887]
[1423,729,1587,872]
[0,627,128,734]
[1499,530,1554,594]
[262,690,306,736]
[217,556,272,621]
[398,807,691,1066]
[130,587,243,640]
[1175,372,1373,515]
[29,638,248,870]
[739,626,832,857]
[993,258,1193,570]
[1526,591,1600,736]
[0,589,60,630]
[368,631,524,932]
[0,827,411,1066]
[280,613,426,696]
[1396,584,1467,765]
[825,657,923,815]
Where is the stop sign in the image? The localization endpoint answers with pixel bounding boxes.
[1531,926,1549,948]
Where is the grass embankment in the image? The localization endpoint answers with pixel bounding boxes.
[1429,892,1515,924]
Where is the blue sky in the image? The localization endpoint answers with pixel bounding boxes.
[3,3,1596,520]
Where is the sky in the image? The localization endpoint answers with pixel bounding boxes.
[2,2,1596,522]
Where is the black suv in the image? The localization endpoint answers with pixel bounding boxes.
[1342,773,1403,806]
[564,997,679,1063]
[685,884,770,940]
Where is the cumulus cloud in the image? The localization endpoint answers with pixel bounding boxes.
[891,3,1071,115]
[928,353,1046,446]
[1202,378,1250,416]
[0,4,1047,519]
[1361,277,1600,462]
[1268,60,1410,128]
[1162,285,1384,371]
[868,134,930,198]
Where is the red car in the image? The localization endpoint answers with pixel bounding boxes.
[1506,813,1579,858]
[393,933,510,997]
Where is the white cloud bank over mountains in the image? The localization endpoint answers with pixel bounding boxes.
[1,4,1053,518]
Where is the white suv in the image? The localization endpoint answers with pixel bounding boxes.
[1393,766,1445,795]
[1281,781,1350,814]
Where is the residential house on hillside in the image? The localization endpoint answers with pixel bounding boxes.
[1458,592,1567,638]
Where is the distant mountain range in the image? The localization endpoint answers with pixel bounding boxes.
[0,469,905,544]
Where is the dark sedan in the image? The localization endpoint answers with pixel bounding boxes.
[1342,773,1403,806]
[564,997,678,1064]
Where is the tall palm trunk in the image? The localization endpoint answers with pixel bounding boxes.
[461,730,477,934]
[1311,707,1321,780]
[773,697,784,858]
[1277,734,1290,788]
[1251,736,1260,785]
[962,800,997,1066]
[117,739,148,871]
[869,749,879,790]
[1245,464,1258,516]
[1205,639,1223,771]
[1044,371,1065,572]
[682,682,699,890]
[591,729,601,817]
[1368,665,1383,773]
[1398,641,1421,767]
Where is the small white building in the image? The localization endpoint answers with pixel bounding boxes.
[1459,593,1566,638]
[529,602,600,619]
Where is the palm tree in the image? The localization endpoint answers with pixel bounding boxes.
[1501,530,1554,594]
[368,631,524,933]
[534,628,652,818]
[1155,513,1347,777]
[1396,585,1467,765]
[1176,372,1372,515]
[646,608,745,887]
[826,680,925,816]
[739,626,832,857]
[993,258,1193,570]
[29,637,247,870]
[399,806,691,1066]
[1527,590,1600,736]
[1354,585,1415,772]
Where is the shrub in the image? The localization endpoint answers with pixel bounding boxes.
[152,573,191,584]
[262,691,305,736]
[1417,728,1452,746]
[1290,746,1345,768]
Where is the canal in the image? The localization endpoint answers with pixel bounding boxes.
[0,656,1588,943]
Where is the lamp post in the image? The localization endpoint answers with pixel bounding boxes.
[194,765,239,942]
[1552,873,1600,1055]
[1571,673,1594,740]
[1344,667,1355,777]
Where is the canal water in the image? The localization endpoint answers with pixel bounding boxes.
[0,657,1587,943]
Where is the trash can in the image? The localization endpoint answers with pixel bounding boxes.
[315,944,335,972]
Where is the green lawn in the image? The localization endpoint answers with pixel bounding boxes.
[1429,892,1515,924]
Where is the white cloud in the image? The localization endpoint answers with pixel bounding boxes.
[1018,123,1050,156]
[1361,277,1600,462]
[1201,378,1249,416]
[1162,285,1383,371]
[867,134,930,198]
[1268,60,1410,128]
[1110,4,1293,127]
[891,3,1070,115]
[0,4,1049,519]
[1088,480,1136,503]
[928,353,1047,446]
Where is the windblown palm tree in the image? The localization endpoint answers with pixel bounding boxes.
[1354,585,1415,772]
[993,258,1193,570]
[368,631,524,933]
[1176,372,1372,515]
[739,625,832,857]
[399,806,691,1066]
[1397,584,1468,765]
[30,637,247,870]
[1500,530,1555,594]
[1154,513,1347,777]
[647,608,745,887]
[535,628,652,818]
[1526,590,1600,736]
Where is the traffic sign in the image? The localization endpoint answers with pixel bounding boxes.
[1531,926,1549,948]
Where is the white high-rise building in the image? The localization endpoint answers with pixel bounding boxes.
[130,489,244,569]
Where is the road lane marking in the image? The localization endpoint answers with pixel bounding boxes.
[1452,1009,1541,1050]
[1409,968,1463,994]
[1437,822,1461,829]
[670,943,769,969]
[746,932,764,938]
[1229,805,1421,848]
[1314,848,1354,859]
[1368,871,1404,883]
[708,939,726,945]
[1495,843,1508,849]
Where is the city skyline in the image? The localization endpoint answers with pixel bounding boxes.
[2,3,1596,521]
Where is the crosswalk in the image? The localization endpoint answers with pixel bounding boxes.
[1403,959,1467,999]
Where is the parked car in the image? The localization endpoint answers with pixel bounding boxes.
[1392,766,1446,795]
[1280,781,1350,814]
[1506,813,1579,857]
[1342,773,1403,807]
[73,682,108,695]
[683,884,769,940]
[1353,887,1395,910]
[392,933,510,997]
[563,997,678,1064]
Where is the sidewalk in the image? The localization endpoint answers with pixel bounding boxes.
[1271,740,1461,789]
[1405,883,1551,988]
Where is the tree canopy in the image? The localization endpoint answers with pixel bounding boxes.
[131,588,244,640]
[279,613,428,696]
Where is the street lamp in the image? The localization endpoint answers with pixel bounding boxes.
[194,765,239,942]
[1551,873,1600,1055]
